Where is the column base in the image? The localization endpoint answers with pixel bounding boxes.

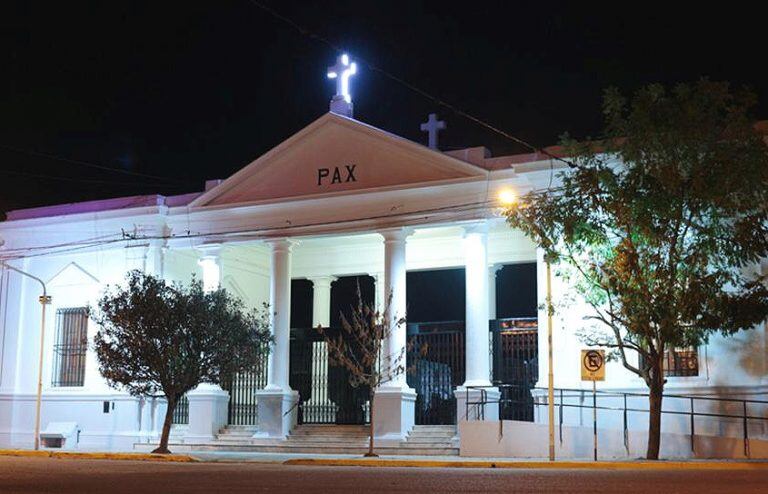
[372,385,416,445]
[455,386,500,422]
[253,388,299,439]
[183,384,229,443]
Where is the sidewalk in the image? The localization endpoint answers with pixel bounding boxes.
[3,449,768,470]
[190,451,768,470]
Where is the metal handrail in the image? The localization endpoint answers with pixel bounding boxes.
[464,383,768,458]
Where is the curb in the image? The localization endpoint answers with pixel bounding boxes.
[284,458,768,470]
[0,449,198,463]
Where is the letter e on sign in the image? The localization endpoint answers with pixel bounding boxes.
[581,349,606,381]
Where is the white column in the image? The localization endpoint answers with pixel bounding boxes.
[309,276,335,327]
[266,239,293,391]
[197,243,223,290]
[456,223,499,421]
[371,272,386,314]
[380,228,410,388]
[255,238,299,439]
[306,276,337,422]
[488,264,503,321]
[185,244,229,443]
[464,225,492,387]
[373,228,416,444]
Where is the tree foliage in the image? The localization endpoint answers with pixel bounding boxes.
[504,80,768,459]
[92,270,272,453]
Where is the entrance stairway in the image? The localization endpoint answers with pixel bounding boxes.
[141,424,459,455]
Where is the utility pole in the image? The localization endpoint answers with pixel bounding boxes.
[0,261,51,450]
[546,260,555,461]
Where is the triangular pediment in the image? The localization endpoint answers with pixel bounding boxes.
[191,113,487,207]
[47,262,100,287]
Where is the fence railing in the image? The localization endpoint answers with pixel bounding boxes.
[464,384,768,457]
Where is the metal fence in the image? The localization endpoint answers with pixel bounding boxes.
[407,320,465,425]
[172,395,189,425]
[465,384,768,458]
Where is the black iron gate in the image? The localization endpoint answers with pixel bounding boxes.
[407,321,465,425]
[221,350,268,426]
[491,317,539,421]
[290,327,370,425]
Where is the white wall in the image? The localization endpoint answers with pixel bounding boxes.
[460,419,768,459]
[0,240,269,451]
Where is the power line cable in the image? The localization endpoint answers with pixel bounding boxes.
[0,168,188,188]
[246,0,579,170]
[0,143,192,185]
[0,183,566,261]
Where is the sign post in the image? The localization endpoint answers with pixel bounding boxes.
[581,349,605,462]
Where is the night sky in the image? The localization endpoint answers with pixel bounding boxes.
[1,1,766,217]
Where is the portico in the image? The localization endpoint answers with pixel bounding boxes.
[179,216,537,442]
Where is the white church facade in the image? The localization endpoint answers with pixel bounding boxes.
[0,56,766,457]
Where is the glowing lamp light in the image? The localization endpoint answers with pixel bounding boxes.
[498,188,517,206]
[327,53,357,103]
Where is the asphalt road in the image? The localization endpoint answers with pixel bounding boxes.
[1,456,767,493]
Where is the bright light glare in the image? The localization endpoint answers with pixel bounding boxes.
[327,54,357,103]
[498,188,516,206]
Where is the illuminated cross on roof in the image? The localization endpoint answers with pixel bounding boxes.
[327,54,357,118]
[420,113,446,150]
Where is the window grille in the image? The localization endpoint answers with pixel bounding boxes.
[51,307,89,387]
[663,347,699,377]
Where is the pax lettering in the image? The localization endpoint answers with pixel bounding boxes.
[317,165,357,186]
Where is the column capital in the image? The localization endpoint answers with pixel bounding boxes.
[264,238,298,252]
[461,221,489,237]
[378,227,414,243]
[308,275,337,287]
[489,263,504,275]
[196,243,223,260]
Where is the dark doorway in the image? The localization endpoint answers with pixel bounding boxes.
[406,268,465,322]
[405,268,466,425]
[492,262,539,422]
[496,263,537,318]
[291,279,313,329]
[330,275,375,327]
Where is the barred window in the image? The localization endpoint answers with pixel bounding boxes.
[663,347,699,377]
[51,307,89,387]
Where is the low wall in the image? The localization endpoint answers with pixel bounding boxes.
[0,393,165,451]
[459,420,768,459]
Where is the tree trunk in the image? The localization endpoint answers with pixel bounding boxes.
[153,394,176,454]
[646,364,664,460]
[365,388,378,457]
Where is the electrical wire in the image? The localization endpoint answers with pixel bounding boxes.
[0,168,188,188]
[246,0,579,170]
[0,143,191,185]
[0,181,566,261]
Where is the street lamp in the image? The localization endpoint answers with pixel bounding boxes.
[0,261,51,450]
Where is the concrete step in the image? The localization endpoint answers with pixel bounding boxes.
[407,431,456,437]
[287,436,370,444]
[405,437,456,444]
[411,426,456,432]
[135,442,459,456]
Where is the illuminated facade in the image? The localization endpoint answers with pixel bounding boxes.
[0,57,765,457]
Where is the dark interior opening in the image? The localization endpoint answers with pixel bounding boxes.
[495,262,538,318]
[406,268,465,323]
[330,275,375,328]
[290,279,314,329]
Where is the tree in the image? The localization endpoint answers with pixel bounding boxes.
[92,270,272,454]
[316,287,423,457]
[504,80,768,459]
